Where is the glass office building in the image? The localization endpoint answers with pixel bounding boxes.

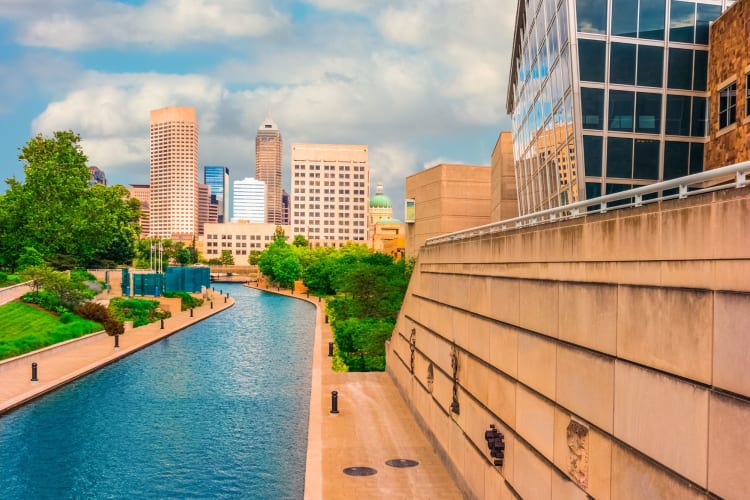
[204,165,230,223]
[507,0,737,215]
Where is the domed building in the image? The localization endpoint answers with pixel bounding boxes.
[368,182,393,228]
[368,183,405,259]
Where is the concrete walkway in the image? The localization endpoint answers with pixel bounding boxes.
[0,291,234,415]
[248,284,462,500]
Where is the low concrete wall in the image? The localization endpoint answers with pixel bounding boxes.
[0,281,32,306]
[388,187,750,499]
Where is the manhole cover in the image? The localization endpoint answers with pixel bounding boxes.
[343,466,378,477]
[386,459,420,468]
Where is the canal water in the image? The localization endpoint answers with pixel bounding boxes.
[0,284,316,499]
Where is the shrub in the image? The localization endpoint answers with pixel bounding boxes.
[59,311,75,324]
[103,318,124,336]
[162,291,204,311]
[70,269,97,283]
[22,290,60,311]
[109,297,170,327]
[75,302,111,324]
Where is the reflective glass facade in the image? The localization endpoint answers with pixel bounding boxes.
[204,165,230,222]
[508,0,736,215]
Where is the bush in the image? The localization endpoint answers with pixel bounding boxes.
[59,311,75,324]
[22,291,60,311]
[109,297,170,327]
[70,269,97,283]
[104,318,124,336]
[0,272,21,287]
[162,291,204,311]
[75,302,111,323]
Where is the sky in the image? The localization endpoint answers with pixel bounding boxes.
[0,0,515,220]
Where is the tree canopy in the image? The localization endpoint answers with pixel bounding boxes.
[0,131,141,270]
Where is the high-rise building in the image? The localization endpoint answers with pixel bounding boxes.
[88,166,107,186]
[232,177,266,223]
[198,183,211,236]
[204,165,230,223]
[149,106,199,241]
[507,0,737,216]
[291,144,370,247]
[129,184,151,236]
[281,189,290,226]
[255,116,283,224]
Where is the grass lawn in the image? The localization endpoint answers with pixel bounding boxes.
[0,302,103,360]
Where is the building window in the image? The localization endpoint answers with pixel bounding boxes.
[578,39,606,82]
[718,82,737,129]
[581,88,605,130]
[637,45,663,88]
[576,0,607,34]
[610,42,636,84]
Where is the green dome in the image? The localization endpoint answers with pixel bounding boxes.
[370,193,392,208]
[370,182,392,208]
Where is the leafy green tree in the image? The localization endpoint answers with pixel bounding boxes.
[220,250,235,265]
[273,254,302,288]
[273,225,286,242]
[292,234,309,247]
[176,248,192,265]
[16,247,45,271]
[302,256,336,295]
[248,250,262,265]
[333,318,393,371]
[258,238,293,281]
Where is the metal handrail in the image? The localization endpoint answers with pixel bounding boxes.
[425,160,750,246]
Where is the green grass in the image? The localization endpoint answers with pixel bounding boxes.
[0,302,103,360]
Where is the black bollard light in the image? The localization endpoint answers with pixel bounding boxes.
[291,288,294,295]
[114,334,120,348]
[160,318,164,329]
[190,308,194,317]
[226,292,229,299]
[318,296,321,303]
[325,315,328,324]
[210,301,213,309]
[328,341,334,357]
[331,390,339,414]
[31,362,38,382]
[224,295,227,303]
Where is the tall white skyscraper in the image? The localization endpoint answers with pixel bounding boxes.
[232,177,266,223]
[291,144,370,247]
[149,106,198,240]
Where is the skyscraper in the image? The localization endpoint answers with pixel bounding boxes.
[255,116,283,224]
[291,143,369,247]
[149,106,199,240]
[507,0,736,216]
[232,177,266,223]
[204,165,230,223]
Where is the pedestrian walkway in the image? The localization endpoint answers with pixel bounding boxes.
[247,283,463,500]
[0,291,234,415]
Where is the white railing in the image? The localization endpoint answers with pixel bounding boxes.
[425,160,750,246]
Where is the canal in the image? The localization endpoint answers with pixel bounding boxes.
[0,284,316,499]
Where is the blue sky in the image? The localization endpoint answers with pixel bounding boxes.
[0,0,514,219]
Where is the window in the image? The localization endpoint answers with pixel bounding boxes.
[636,92,662,133]
[691,97,708,137]
[639,0,666,40]
[578,39,606,82]
[582,135,603,176]
[637,45,663,87]
[607,137,633,178]
[664,141,689,179]
[610,43,636,84]
[666,95,691,136]
[668,48,693,90]
[581,88,605,129]
[718,82,737,129]
[609,90,635,131]
[633,139,660,180]
[576,0,607,33]
[693,50,708,91]
[695,4,722,45]
[669,1,695,43]
[611,0,638,37]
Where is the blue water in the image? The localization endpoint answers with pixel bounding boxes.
[0,284,315,499]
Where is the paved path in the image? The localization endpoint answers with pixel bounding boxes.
[0,291,234,415]
[248,284,462,500]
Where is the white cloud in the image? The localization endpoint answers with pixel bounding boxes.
[5,0,288,50]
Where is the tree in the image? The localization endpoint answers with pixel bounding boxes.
[16,247,45,271]
[176,248,192,265]
[273,254,302,288]
[257,238,293,281]
[292,234,309,248]
[0,131,140,269]
[273,225,286,242]
[220,250,235,265]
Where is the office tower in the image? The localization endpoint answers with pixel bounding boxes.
[282,189,290,226]
[128,184,151,236]
[149,106,199,240]
[290,144,369,247]
[507,0,736,216]
[255,116,283,224]
[88,166,107,186]
[198,183,211,235]
[204,165,230,223]
[232,177,266,223]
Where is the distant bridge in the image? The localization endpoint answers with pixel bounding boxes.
[208,265,259,282]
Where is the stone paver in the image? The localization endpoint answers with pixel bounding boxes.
[248,284,463,500]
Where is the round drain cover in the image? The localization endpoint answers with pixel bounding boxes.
[386,459,419,468]
[343,466,378,476]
